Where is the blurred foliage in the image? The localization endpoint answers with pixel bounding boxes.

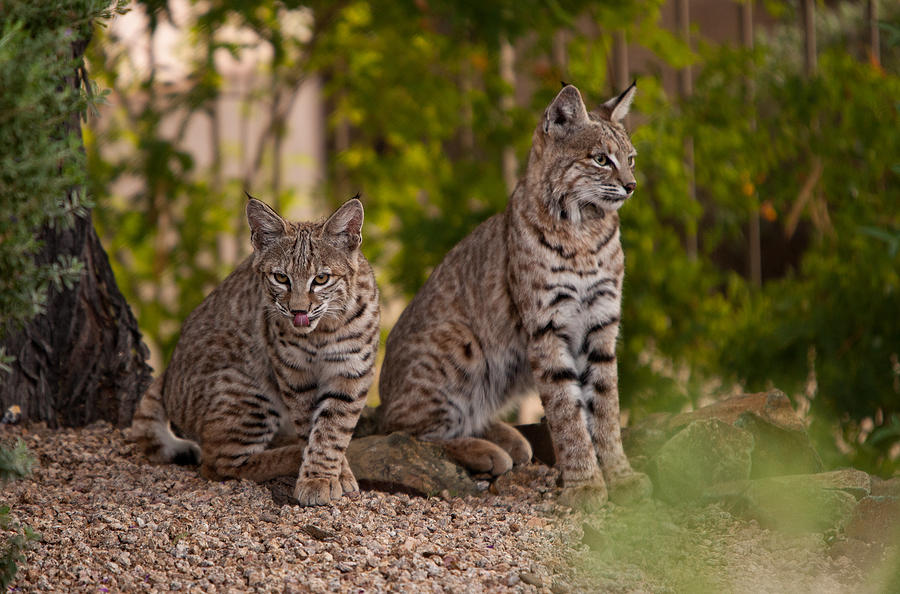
[86,0,674,359]
[0,0,125,369]
[577,485,900,591]
[689,38,900,476]
[87,2,899,472]
[0,0,115,584]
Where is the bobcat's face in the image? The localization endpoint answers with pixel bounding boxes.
[535,84,638,215]
[247,198,364,334]
[259,241,354,334]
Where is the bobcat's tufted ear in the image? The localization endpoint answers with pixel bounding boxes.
[543,84,589,138]
[599,81,636,124]
[246,195,287,252]
[324,196,364,250]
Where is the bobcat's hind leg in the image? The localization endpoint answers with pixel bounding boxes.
[202,443,307,482]
[199,393,302,482]
[442,437,514,476]
[481,421,532,466]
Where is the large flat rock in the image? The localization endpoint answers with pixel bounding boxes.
[649,418,754,503]
[733,411,822,478]
[666,391,807,433]
[624,391,821,479]
[704,470,869,533]
[844,496,900,546]
[267,432,480,505]
[345,432,479,498]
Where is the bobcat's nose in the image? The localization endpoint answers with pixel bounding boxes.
[624,182,636,195]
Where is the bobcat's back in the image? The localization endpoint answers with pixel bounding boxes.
[379,212,530,438]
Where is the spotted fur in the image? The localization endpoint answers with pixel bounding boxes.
[130,197,379,506]
[378,84,651,505]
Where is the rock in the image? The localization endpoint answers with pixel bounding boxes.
[625,390,809,464]
[648,418,754,503]
[827,537,886,570]
[844,496,900,546]
[299,524,338,542]
[704,473,862,533]
[518,571,543,587]
[733,412,822,478]
[625,390,826,494]
[806,468,872,499]
[345,432,480,498]
[266,432,480,505]
[667,390,806,433]
[872,476,900,498]
[622,412,672,461]
[581,522,609,551]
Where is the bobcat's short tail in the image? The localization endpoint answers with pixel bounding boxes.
[127,376,202,465]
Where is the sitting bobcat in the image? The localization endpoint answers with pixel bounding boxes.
[377,83,651,506]
[130,196,379,506]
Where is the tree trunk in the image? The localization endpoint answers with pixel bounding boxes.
[0,33,152,428]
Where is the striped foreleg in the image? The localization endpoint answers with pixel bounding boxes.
[294,369,371,505]
[527,321,603,489]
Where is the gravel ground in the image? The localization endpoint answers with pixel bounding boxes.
[0,422,885,593]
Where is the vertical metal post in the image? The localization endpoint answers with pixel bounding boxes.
[867,0,881,65]
[612,31,629,92]
[612,31,630,130]
[500,39,518,195]
[675,0,693,98]
[552,30,569,75]
[802,0,816,76]
[676,0,697,259]
[742,1,761,286]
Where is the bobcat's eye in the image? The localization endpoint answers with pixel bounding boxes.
[273,272,290,285]
[313,273,330,285]
[628,155,636,168]
[594,154,610,167]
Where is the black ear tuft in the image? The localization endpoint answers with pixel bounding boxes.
[351,192,361,201]
[600,81,637,124]
[560,80,570,89]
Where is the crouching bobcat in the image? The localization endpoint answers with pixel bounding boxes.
[130,196,380,506]
[377,84,651,506]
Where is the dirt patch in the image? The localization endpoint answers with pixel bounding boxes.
[1,422,893,592]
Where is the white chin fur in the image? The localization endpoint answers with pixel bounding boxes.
[602,197,627,211]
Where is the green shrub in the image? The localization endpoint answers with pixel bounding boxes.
[0,0,124,369]
[0,441,39,590]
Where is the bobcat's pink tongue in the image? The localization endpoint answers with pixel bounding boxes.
[293,313,310,327]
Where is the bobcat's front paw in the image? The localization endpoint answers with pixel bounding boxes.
[558,481,608,513]
[607,470,652,506]
[339,457,359,495]
[293,476,343,506]
[557,469,608,512]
